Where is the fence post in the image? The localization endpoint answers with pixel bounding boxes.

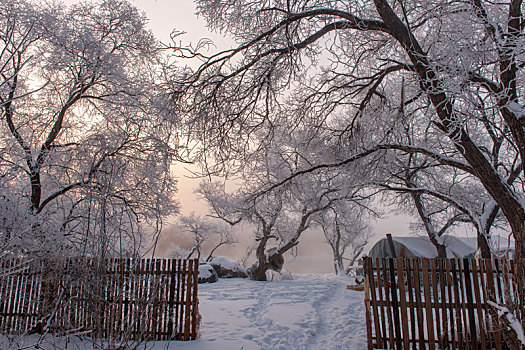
[183,259,194,340]
[363,257,373,350]
[191,258,199,340]
[388,258,402,350]
[167,259,177,339]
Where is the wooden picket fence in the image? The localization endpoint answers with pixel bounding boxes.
[0,258,200,341]
[363,257,524,350]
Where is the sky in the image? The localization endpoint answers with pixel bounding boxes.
[63,0,415,272]
[127,0,415,272]
[130,0,233,45]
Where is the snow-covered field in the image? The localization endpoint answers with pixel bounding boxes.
[2,274,367,350]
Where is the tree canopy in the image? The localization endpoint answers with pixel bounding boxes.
[0,0,179,258]
[175,0,524,262]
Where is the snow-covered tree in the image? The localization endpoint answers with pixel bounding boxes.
[174,2,525,342]
[0,0,179,259]
[365,83,509,258]
[177,212,236,262]
[315,203,371,275]
[175,0,525,289]
[197,146,371,280]
[197,180,281,281]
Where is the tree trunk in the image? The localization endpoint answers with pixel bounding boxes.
[512,223,525,290]
[334,255,344,275]
[250,262,268,281]
[250,235,270,281]
[30,169,41,213]
[332,222,345,274]
[411,191,448,258]
[434,242,447,259]
[477,232,492,259]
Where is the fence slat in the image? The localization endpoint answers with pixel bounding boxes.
[191,259,199,340]
[396,259,410,350]
[463,259,478,349]
[479,259,494,349]
[387,258,402,350]
[486,259,503,350]
[405,259,416,350]
[451,259,466,350]
[421,258,436,350]
[167,258,177,339]
[429,259,441,349]
[176,259,182,339]
[364,258,373,350]
[369,258,382,348]
[437,259,450,349]
[412,260,425,349]
[158,258,167,340]
[375,258,388,348]
[183,259,194,340]
[379,258,395,348]
[178,259,187,339]
[471,259,486,349]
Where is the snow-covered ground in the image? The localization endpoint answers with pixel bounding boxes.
[177,274,367,350]
[2,274,367,350]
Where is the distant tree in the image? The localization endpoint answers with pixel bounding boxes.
[315,203,371,274]
[178,212,236,262]
[198,180,282,281]
[0,0,179,259]
[197,151,370,280]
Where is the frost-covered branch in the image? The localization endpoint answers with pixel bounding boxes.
[487,300,525,347]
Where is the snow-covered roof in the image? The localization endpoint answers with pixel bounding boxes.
[453,235,514,256]
[369,235,476,259]
[396,235,476,258]
[369,234,514,259]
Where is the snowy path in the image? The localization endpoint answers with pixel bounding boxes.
[174,274,367,350]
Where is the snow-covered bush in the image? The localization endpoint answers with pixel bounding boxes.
[198,264,219,284]
[209,256,248,278]
[265,268,293,282]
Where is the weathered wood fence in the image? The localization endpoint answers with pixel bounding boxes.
[0,258,199,341]
[364,257,523,350]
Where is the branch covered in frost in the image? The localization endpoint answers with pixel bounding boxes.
[487,300,525,347]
